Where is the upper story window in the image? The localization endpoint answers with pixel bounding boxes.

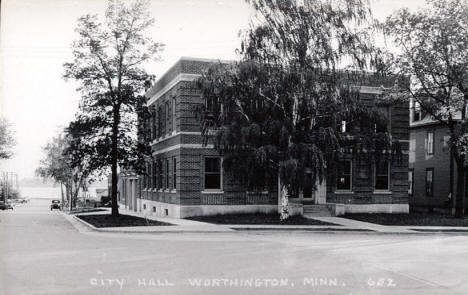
[165,101,170,134]
[412,101,422,122]
[336,160,352,191]
[340,120,347,133]
[173,157,177,190]
[204,157,222,190]
[157,107,163,138]
[151,108,157,140]
[375,106,390,133]
[205,95,220,113]
[152,161,157,189]
[172,98,176,132]
[142,164,147,188]
[427,131,434,155]
[374,160,390,191]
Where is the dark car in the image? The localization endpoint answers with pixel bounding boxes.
[50,200,61,210]
[103,201,119,208]
[0,203,13,210]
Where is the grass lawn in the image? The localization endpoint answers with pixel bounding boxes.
[343,213,468,227]
[77,214,173,228]
[187,213,338,226]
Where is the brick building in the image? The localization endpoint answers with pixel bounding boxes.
[119,57,409,218]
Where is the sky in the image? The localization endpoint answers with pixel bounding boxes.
[0,0,428,179]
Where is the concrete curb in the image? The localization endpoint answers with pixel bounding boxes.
[60,212,468,235]
[64,213,235,233]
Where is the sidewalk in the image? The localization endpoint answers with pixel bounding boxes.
[62,208,468,234]
[311,216,468,233]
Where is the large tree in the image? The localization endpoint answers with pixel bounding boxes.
[198,0,397,219]
[0,117,16,160]
[64,0,163,216]
[384,0,468,217]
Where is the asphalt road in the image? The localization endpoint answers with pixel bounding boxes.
[1,198,468,295]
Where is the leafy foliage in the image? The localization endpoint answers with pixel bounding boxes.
[384,0,468,216]
[36,134,87,208]
[63,0,163,216]
[197,0,399,218]
[0,117,16,159]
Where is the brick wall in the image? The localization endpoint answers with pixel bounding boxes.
[326,96,409,205]
[139,57,409,211]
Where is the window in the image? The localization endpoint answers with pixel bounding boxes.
[157,107,162,138]
[336,161,352,191]
[153,206,156,213]
[426,168,434,197]
[148,162,152,189]
[427,131,434,155]
[341,120,346,133]
[205,95,219,113]
[374,160,390,191]
[165,102,169,134]
[145,163,150,189]
[173,157,177,190]
[408,169,414,196]
[375,122,387,133]
[158,160,163,189]
[172,98,176,131]
[413,101,422,121]
[375,106,390,133]
[152,161,157,189]
[166,159,170,189]
[204,157,222,190]
[151,109,156,140]
[143,204,146,210]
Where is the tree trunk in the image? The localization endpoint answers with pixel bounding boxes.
[60,182,64,210]
[67,181,73,212]
[72,178,82,208]
[455,156,465,218]
[111,105,120,217]
[277,172,289,220]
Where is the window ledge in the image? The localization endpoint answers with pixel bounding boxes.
[246,191,269,195]
[373,190,392,194]
[170,190,177,194]
[335,190,354,194]
[201,190,224,194]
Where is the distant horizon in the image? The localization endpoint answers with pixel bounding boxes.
[18,176,109,188]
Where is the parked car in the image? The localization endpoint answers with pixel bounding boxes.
[0,203,13,210]
[103,201,119,208]
[50,200,61,210]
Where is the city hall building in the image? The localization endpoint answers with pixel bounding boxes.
[118,57,409,218]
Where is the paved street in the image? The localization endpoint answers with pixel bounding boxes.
[1,199,468,295]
